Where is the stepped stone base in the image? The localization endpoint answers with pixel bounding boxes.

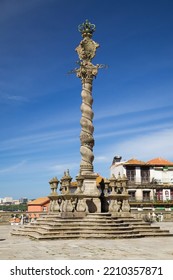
[11,213,173,240]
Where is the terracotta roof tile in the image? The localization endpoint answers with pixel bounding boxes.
[28,197,50,205]
[146,157,173,166]
[124,158,146,165]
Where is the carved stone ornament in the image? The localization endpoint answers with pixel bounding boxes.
[76,199,87,212]
[109,200,121,212]
[121,199,130,212]
[76,38,99,61]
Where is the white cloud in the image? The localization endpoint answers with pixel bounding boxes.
[109,128,173,161]
[94,156,109,163]
[95,100,173,121]
[0,160,26,174]
[95,122,173,140]
[0,129,78,152]
[49,162,79,175]
[0,92,29,103]
[7,95,29,102]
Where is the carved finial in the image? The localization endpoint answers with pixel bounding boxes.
[78,19,96,38]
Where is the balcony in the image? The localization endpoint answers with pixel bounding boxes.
[141,177,150,184]
[129,199,173,207]
[151,178,173,185]
[127,176,136,184]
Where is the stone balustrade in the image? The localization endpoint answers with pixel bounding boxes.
[48,171,131,216]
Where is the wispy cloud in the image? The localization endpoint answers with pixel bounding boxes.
[95,102,172,121]
[0,0,44,23]
[94,156,109,163]
[0,92,29,103]
[0,160,27,174]
[106,128,173,161]
[0,129,78,152]
[95,122,173,140]
[95,107,173,131]
[7,95,29,102]
[49,162,79,176]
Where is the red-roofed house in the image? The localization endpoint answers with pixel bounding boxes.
[110,156,173,203]
[28,197,50,213]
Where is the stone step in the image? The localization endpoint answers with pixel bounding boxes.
[18,225,136,233]
[18,225,168,234]
[143,232,173,237]
[37,217,119,221]
[13,227,173,239]
[137,229,170,233]
[40,224,131,229]
[26,232,145,240]
[12,228,141,237]
[86,213,112,217]
[35,229,140,235]
[119,219,149,223]
[133,225,160,229]
[38,226,135,232]
[32,222,131,228]
[126,222,151,225]
[11,212,173,240]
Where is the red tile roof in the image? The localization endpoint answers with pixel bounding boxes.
[124,158,146,165]
[146,157,173,166]
[28,197,50,206]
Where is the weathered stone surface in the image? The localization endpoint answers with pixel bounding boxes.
[1,222,173,259]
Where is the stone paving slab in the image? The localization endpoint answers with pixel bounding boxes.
[0,222,173,260]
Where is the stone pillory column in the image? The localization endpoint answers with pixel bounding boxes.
[75,20,101,211]
[75,20,99,175]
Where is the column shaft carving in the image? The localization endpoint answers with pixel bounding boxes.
[75,20,99,175]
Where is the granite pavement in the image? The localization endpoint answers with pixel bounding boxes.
[0,222,173,260]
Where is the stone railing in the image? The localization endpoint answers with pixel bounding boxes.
[48,172,89,217]
[48,172,131,216]
[100,174,131,215]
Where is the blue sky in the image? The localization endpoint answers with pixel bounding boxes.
[0,0,173,199]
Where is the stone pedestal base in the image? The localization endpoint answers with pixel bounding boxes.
[60,212,86,218]
[82,174,100,195]
[85,197,101,213]
[82,174,101,213]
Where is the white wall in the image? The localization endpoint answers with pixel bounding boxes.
[110,164,126,177]
[136,167,141,183]
[150,168,173,184]
[3,197,13,203]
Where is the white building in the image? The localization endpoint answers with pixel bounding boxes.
[3,197,13,204]
[110,156,173,202]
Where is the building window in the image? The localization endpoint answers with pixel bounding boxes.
[128,191,136,201]
[143,191,150,201]
[126,167,136,182]
[43,206,47,212]
[141,168,150,183]
[171,190,173,200]
[156,190,163,201]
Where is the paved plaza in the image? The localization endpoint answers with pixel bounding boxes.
[0,222,173,260]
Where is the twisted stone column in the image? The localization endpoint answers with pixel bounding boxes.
[75,20,99,175]
[77,64,98,174]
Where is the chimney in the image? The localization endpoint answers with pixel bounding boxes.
[112,155,122,165]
